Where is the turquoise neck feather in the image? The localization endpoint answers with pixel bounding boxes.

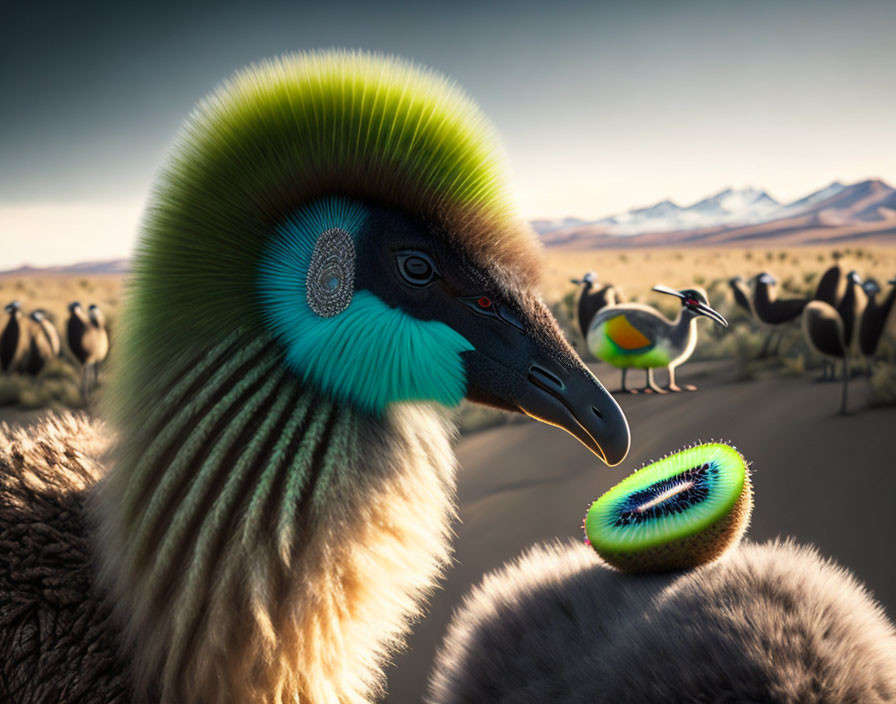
[257,196,473,414]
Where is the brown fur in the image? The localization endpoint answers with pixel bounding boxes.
[0,414,132,703]
[429,539,896,703]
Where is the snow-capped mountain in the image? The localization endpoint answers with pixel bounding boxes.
[534,179,896,249]
[572,184,850,236]
[534,181,856,237]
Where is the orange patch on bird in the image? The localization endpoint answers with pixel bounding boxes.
[606,315,651,350]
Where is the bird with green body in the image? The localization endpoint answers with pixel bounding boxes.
[0,50,629,704]
[586,285,728,393]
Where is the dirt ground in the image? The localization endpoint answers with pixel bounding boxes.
[382,359,896,703]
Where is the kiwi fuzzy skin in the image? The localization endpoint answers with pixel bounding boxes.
[585,443,753,573]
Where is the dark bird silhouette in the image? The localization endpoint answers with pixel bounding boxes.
[727,276,753,316]
[1,301,29,373]
[570,272,622,344]
[753,272,811,357]
[65,302,109,397]
[859,276,896,376]
[836,271,868,360]
[803,300,851,413]
[753,272,810,324]
[586,286,727,393]
[814,263,845,307]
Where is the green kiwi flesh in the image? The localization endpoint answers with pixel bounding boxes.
[584,443,752,573]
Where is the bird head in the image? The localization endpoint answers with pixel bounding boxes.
[652,285,728,327]
[88,303,104,326]
[847,270,862,285]
[757,272,776,286]
[570,272,597,285]
[4,301,21,315]
[118,51,630,466]
[68,301,83,313]
[29,310,45,322]
[862,278,881,297]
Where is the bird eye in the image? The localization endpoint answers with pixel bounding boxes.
[396,251,438,287]
[477,296,492,309]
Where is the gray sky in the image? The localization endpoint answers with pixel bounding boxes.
[2,0,895,268]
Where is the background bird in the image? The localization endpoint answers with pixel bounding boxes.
[814,262,845,308]
[728,275,754,317]
[428,539,896,703]
[570,272,623,344]
[859,276,896,376]
[835,270,868,368]
[0,51,629,704]
[752,272,810,357]
[586,285,727,393]
[802,300,851,413]
[23,309,61,376]
[65,301,109,397]
[1,301,29,374]
[30,309,61,357]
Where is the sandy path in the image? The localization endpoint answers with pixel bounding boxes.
[383,361,896,702]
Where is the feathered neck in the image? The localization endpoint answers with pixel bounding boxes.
[95,330,458,703]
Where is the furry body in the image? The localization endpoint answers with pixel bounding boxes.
[0,401,457,704]
[0,415,130,703]
[430,539,896,703]
[97,334,459,703]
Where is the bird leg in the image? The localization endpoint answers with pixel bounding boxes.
[771,328,784,357]
[839,359,849,416]
[618,368,640,394]
[665,365,697,392]
[758,330,775,358]
[815,359,835,383]
[641,368,666,394]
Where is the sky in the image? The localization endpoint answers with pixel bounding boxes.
[2,0,895,268]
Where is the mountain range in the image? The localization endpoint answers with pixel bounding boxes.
[2,179,894,276]
[534,179,896,248]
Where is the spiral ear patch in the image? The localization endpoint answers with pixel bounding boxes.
[306,228,355,317]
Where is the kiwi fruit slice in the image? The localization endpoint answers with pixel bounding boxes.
[584,443,752,573]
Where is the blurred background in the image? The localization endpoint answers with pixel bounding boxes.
[2,1,895,701]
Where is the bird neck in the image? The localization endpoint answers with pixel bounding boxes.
[755,282,774,307]
[95,330,458,704]
[671,310,698,347]
[883,284,896,316]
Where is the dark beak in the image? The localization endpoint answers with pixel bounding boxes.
[693,303,728,327]
[518,361,630,466]
[570,278,582,284]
